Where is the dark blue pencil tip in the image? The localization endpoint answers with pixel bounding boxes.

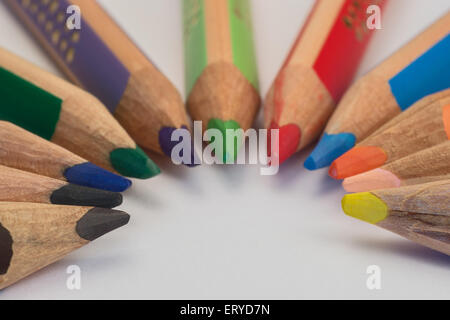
[159,126,199,167]
[64,162,132,192]
[304,132,356,170]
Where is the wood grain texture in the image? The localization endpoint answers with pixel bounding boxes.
[358,95,450,162]
[114,68,188,153]
[188,61,260,131]
[0,203,129,289]
[325,71,398,138]
[204,0,233,64]
[374,180,450,214]
[368,89,450,139]
[264,65,334,149]
[0,121,83,180]
[325,13,450,140]
[378,213,450,255]
[373,181,450,255]
[0,48,136,171]
[384,140,450,183]
[71,0,189,154]
[0,165,67,203]
[0,202,90,289]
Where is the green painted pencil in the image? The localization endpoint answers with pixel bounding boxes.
[0,48,160,179]
[183,0,260,162]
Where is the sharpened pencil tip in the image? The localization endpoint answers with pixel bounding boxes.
[207,118,242,163]
[64,162,132,192]
[342,193,388,224]
[268,122,301,165]
[159,126,199,167]
[110,146,161,179]
[303,156,317,171]
[343,168,402,192]
[76,207,130,241]
[50,184,123,208]
[330,146,388,179]
[305,132,356,170]
[0,222,12,274]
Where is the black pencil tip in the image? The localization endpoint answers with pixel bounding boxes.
[50,184,123,208]
[76,207,130,241]
[0,222,13,275]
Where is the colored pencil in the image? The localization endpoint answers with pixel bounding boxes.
[342,181,450,255]
[0,202,129,289]
[183,0,260,161]
[5,0,195,165]
[0,48,160,179]
[0,121,131,192]
[368,89,450,138]
[0,165,122,208]
[306,13,450,169]
[343,140,450,192]
[264,0,386,165]
[330,93,450,179]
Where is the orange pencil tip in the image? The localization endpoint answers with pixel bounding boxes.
[329,146,387,180]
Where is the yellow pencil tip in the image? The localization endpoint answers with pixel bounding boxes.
[341,192,388,224]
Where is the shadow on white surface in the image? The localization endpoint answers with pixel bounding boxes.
[352,237,450,267]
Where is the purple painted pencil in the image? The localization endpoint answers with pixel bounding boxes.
[6,0,196,166]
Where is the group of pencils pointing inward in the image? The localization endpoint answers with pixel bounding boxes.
[0,0,448,289]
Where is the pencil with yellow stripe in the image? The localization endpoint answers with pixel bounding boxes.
[342,181,450,255]
[183,0,260,162]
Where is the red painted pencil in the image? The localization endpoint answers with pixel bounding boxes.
[264,0,386,165]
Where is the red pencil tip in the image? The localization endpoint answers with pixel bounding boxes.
[268,122,301,165]
[329,146,387,179]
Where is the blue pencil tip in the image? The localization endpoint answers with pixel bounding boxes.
[64,162,132,192]
[304,132,356,170]
[303,156,318,170]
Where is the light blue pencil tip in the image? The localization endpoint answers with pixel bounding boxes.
[304,132,356,170]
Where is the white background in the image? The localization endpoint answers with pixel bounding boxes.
[0,0,449,299]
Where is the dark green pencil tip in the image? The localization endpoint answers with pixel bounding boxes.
[110,146,161,179]
[207,118,242,163]
[76,207,130,241]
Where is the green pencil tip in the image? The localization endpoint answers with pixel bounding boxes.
[110,146,160,179]
[207,118,242,163]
